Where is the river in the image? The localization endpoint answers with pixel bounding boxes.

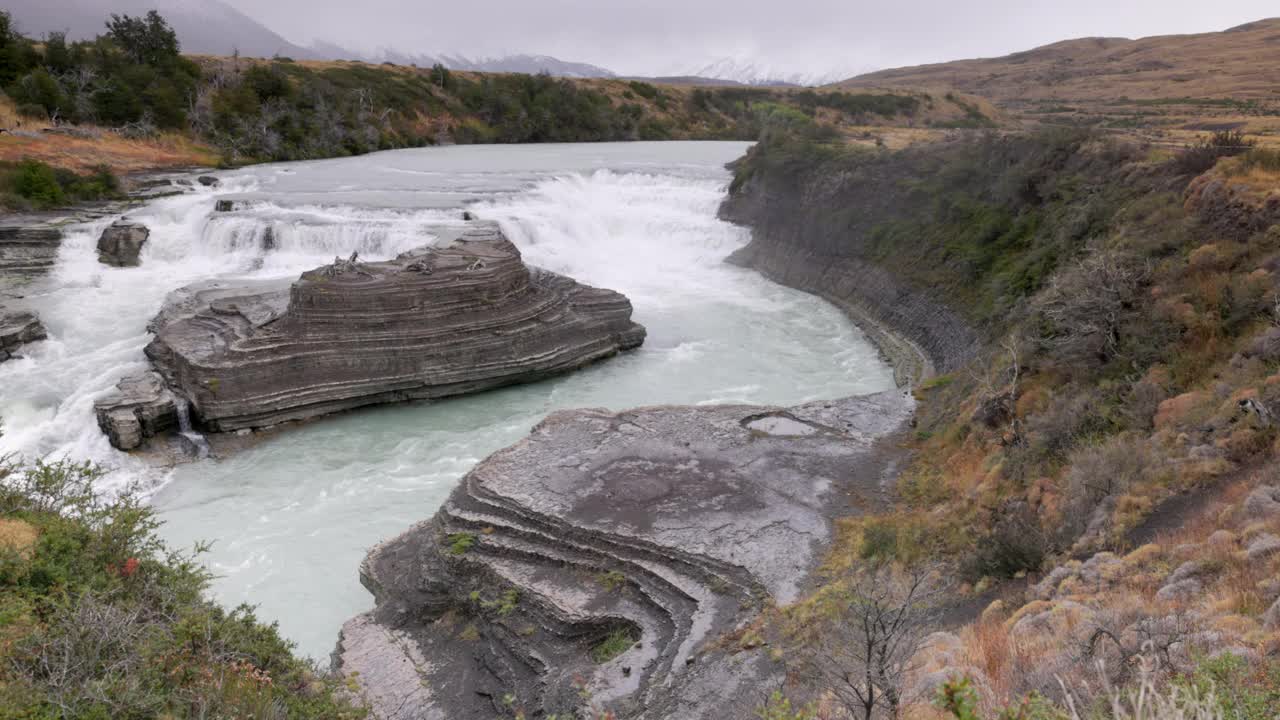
[0,141,895,659]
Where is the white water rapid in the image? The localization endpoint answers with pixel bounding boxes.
[0,142,895,658]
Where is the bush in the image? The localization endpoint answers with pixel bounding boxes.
[10,158,65,207]
[1174,130,1254,175]
[0,457,366,718]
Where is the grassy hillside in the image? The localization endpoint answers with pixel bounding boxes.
[728,118,1280,718]
[838,18,1280,143]
[0,8,998,195]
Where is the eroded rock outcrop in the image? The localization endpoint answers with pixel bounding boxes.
[0,222,62,288]
[96,221,150,267]
[335,390,913,719]
[0,310,46,362]
[93,371,181,451]
[138,222,644,434]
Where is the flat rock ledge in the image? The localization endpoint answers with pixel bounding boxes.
[0,310,46,362]
[335,389,913,720]
[97,222,645,448]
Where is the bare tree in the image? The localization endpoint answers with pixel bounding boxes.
[1032,249,1149,366]
[801,562,948,720]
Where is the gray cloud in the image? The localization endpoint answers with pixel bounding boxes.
[222,0,1278,76]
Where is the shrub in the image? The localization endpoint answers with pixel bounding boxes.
[1174,130,1254,175]
[589,628,636,663]
[10,159,65,207]
[0,457,366,718]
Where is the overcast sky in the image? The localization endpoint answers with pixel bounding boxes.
[223,1,1277,77]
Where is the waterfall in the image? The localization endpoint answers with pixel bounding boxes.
[0,142,896,661]
[173,399,210,459]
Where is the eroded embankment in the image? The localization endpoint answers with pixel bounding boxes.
[718,144,980,385]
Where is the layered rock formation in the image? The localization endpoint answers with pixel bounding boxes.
[96,221,150,267]
[0,222,62,288]
[93,371,180,450]
[335,390,913,719]
[0,310,46,362]
[102,222,643,444]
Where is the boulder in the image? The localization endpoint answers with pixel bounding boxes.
[93,371,179,451]
[1244,485,1280,518]
[1156,577,1203,602]
[214,199,235,212]
[0,310,46,362]
[1264,597,1280,631]
[143,223,646,432]
[1246,533,1280,561]
[96,221,149,267]
[196,175,220,187]
[336,390,914,719]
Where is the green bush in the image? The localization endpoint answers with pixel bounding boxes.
[10,159,65,207]
[0,457,366,718]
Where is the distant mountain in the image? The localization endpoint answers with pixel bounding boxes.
[672,57,873,88]
[330,47,616,78]
[6,0,318,59]
[837,17,1280,102]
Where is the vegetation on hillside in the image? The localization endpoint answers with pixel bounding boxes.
[736,125,1280,717]
[0,158,120,211]
[0,9,955,168]
[0,457,365,718]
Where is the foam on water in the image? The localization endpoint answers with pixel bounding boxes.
[0,142,896,658]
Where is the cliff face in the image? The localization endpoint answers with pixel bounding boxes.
[718,145,980,384]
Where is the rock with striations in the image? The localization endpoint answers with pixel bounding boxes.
[141,222,646,433]
[0,222,62,287]
[0,310,47,362]
[334,390,913,720]
[93,371,181,451]
[96,221,150,267]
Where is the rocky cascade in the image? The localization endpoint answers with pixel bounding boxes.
[0,310,46,362]
[97,222,645,446]
[335,390,913,720]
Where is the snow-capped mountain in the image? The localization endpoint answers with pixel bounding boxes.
[675,57,876,87]
[362,49,615,78]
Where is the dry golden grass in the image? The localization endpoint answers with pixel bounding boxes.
[0,130,216,175]
[0,518,38,559]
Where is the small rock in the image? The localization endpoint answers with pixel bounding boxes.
[1244,485,1280,519]
[1156,578,1203,602]
[1207,530,1236,546]
[96,222,149,267]
[93,371,179,451]
[1263,597,1280,631]
[1166,559,1216,586]
[0,310,47,362]
[197,175,220,187]
[1246,533,1280,561]
[215,199,235,212]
